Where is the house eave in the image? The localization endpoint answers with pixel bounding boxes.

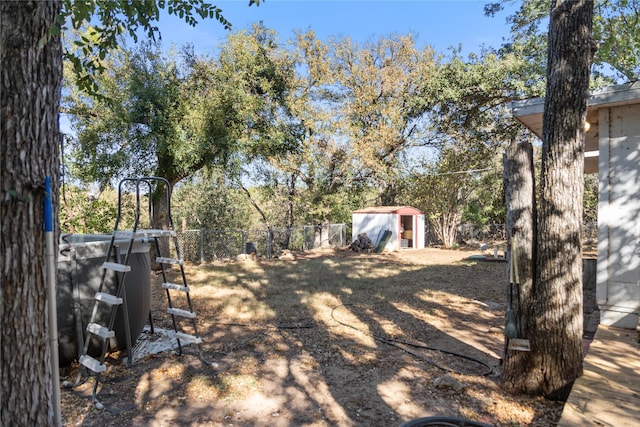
[511,81,640,174]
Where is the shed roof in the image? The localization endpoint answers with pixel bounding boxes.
[353,206,423,215]
[511,81,640,173]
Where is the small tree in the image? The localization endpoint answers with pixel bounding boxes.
[406,143,497,247]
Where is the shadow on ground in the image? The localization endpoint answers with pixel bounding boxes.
[60,249,574,426]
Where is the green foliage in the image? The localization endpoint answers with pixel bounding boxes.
[403,143,500,247]
[279,32,445,208]
[63,24,300,234]
[486,0,640,82]
[461,168,506,225]
[64,24,296,190]
[225,31,527,229]
[59,185,140,233]
[592,0,640,80]
[171,171,253,230]
[59,0,233,95]
[61,7,626,239]
[583,173,599,223]
[424,47,533,144]
[64,41,191,186]
[396,47,523,238]
[215,23,300,160]
[327,34,441,204]
[304,190,366,226]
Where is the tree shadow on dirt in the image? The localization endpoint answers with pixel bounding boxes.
[60,252,566,426]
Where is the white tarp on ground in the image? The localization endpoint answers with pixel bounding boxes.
[132,326,189,363]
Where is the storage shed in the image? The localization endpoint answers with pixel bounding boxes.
[352,206,425,252]
[512,81,640,329]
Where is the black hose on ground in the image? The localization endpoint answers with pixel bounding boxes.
[331,304,494,377]
[399,415,493,427]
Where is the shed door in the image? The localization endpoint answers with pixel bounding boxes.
[400,215,414,248]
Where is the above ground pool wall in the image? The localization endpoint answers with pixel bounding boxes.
[57,234,151,366]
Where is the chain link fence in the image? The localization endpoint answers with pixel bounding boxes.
[424,222,598,247]
[176,223,346,262]
[176,222,597,260]
[456,224,507,245]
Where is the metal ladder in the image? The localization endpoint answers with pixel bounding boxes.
[67,177,211,408]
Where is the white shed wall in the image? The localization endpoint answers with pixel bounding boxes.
[416,214,425,249]
[352,213,399,251]
[597,104,640,328]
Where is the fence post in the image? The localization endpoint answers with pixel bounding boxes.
[303,225,308,251]
[180,219,186,260]
[241,230,246,258]
[199,229,204,263]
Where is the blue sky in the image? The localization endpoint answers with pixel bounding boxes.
[154,0,518,55]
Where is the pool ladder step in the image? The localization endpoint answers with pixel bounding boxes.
[86,322,115,339]
[162,282,190,292]
[156,256,183,265]
[102,262,131,273]
[67,230,135,408]
[94,292,122,306]
[155,231,209,364]
[114,229,176,239]
[79,355,106,373]
[167,307,197,319]
[175,332,203,345]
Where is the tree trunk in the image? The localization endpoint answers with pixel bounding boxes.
[151,180,174,268]
[1,1,62,425]
[379,181,397,206]
[283,172,296,248]
[501,140,537,390]
[521,0,594,400]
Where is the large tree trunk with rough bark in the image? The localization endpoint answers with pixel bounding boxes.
[501,141,537,390]
[501,0,594,400]
[1,1,63,424]
[533,0,593,400]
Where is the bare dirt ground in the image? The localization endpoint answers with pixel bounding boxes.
[60,247,597,426]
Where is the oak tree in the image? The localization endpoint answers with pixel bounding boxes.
[501,0,596,400]
[1,1,242,423]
